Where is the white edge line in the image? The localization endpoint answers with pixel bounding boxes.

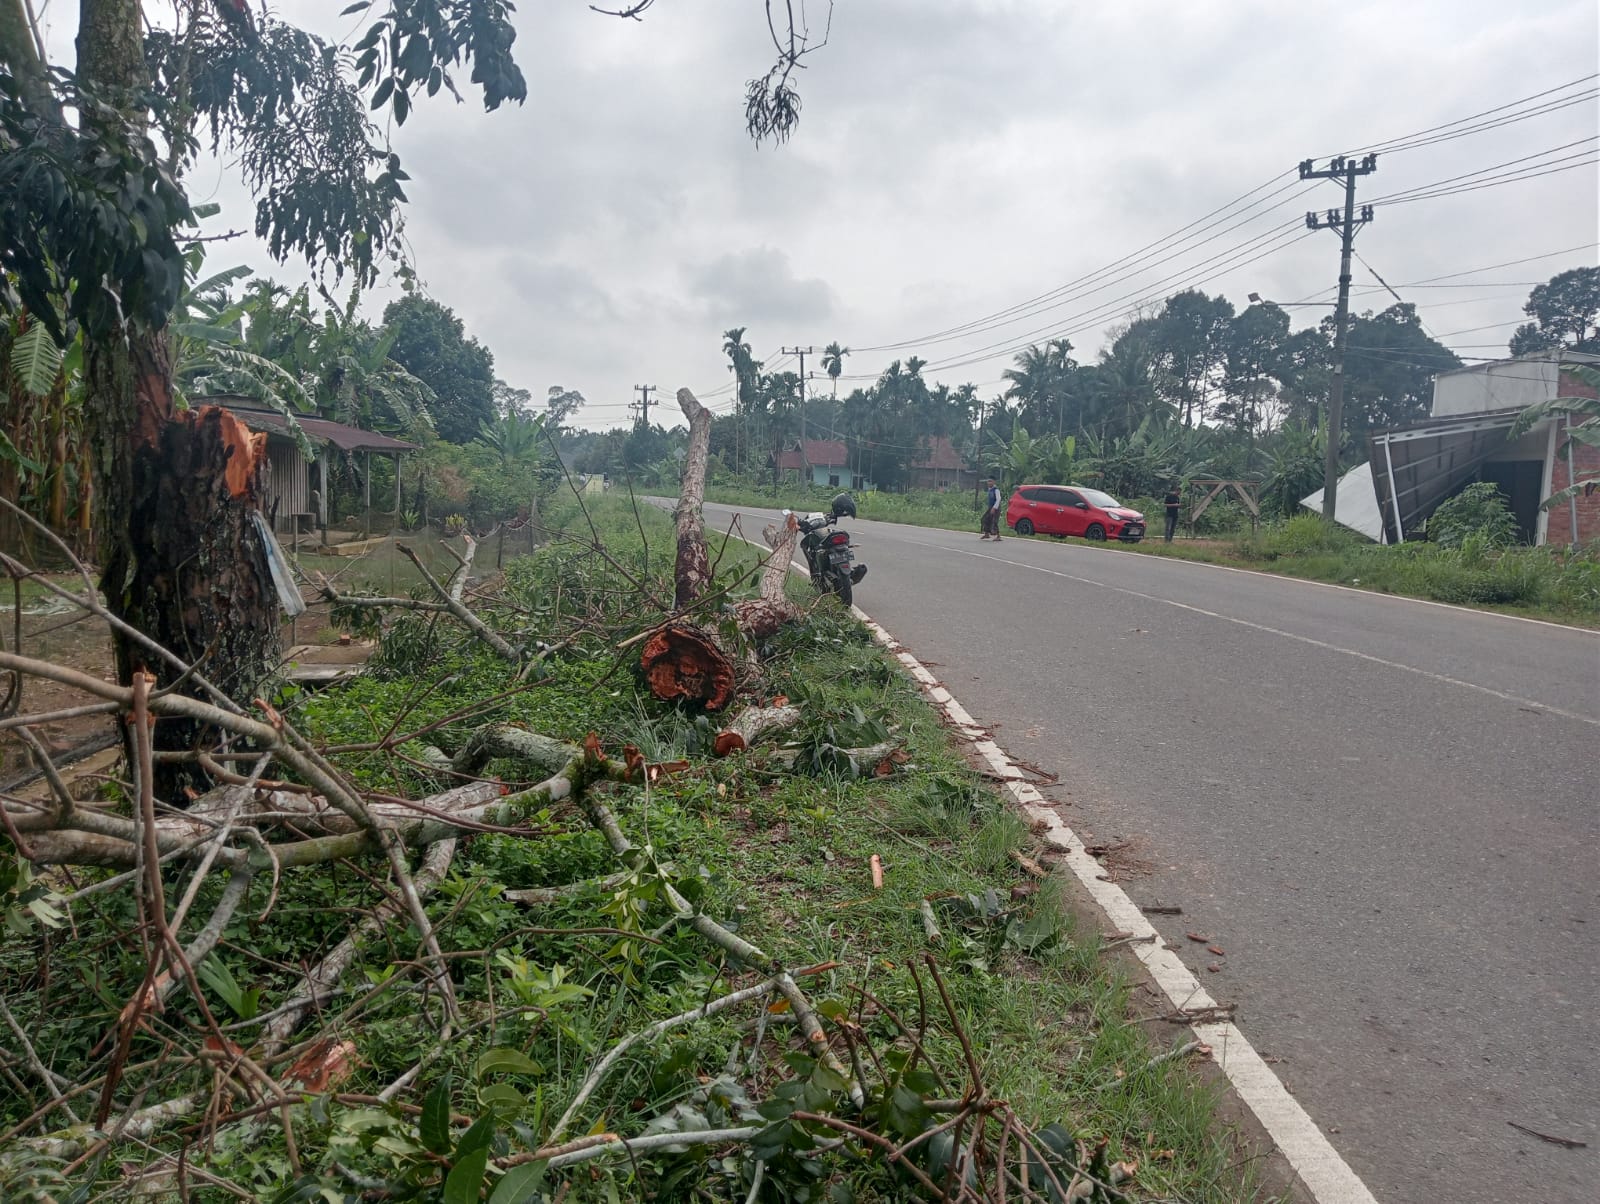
[706,513,1379,1203]
[850,605,1381,1204]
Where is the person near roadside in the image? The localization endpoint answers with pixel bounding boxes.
[1163,481,1181,542]
[981,478,1002,540]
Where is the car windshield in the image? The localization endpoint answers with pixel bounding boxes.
[1078,488,1123,509]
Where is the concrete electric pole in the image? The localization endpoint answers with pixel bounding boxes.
[631,384,657,428]
[782,346,814,444]
[1298,153,1377,522]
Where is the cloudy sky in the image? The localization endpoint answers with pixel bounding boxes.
[36,1,1600,428]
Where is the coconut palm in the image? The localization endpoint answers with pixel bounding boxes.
[821,341,849,397]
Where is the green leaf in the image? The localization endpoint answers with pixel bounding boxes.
[420,1077,453,1155]
[195,957,245,1017]
[0,429,44,475]
[9,321,64,397]
[443,1145,490,1204]
[454,1112,498,1159]
[475,1048,543,1079]
[477,1083,527,1118]
[488,1162,546,1204]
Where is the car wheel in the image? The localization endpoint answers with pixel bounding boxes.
[1086,523,1107,541]
[1015,518,1034,536]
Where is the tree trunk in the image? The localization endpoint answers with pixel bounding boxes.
[674,387,712,609]
[78,0,280,800]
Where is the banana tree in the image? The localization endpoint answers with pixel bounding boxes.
[2,310,90,551]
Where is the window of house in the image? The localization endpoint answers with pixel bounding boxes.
[829,474,841,487]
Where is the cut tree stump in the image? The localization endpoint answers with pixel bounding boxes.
[639,622,737,710]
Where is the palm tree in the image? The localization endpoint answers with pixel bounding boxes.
[821,341,849,397]
[723,327,761,475]
[1003,345,1053,433]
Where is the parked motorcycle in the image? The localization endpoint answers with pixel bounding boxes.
[785,492,868,607]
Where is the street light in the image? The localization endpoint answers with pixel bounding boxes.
[1247,292,1336,309]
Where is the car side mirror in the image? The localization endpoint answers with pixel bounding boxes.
[1076,501,1089,509]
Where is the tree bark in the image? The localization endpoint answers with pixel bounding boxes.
[77,1,281,801]
[673,387,712,609]
[730,514,800,637]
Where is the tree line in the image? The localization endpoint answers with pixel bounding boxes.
[703,264,1599,510]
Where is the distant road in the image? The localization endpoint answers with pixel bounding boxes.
[693,501,1600,1204]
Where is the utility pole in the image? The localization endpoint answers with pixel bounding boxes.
[1299,152,1377,521]
[782,346,814,446]
[630,384,657,428]
[974,399,987,513]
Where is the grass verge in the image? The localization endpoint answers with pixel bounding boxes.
[0,493,1273,1202]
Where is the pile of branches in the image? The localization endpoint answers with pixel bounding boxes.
[0,393,1141,1201]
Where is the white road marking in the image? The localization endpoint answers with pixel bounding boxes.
[907,539,1600,729]
[710,511,1378,1201]
[853,610,1382,1204]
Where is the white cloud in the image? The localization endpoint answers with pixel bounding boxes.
[29,0,1600,425]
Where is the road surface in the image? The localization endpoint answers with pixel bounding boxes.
[697,501,1600,1204]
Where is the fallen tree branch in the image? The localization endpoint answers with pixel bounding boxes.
[394,543,519,662]
[548,977,782,1143]
[577,790,864,1110]
[263,838,458,1050]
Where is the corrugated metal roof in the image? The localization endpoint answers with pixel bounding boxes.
[214,401,419,453]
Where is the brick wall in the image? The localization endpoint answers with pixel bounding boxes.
[1550,369,1600,546]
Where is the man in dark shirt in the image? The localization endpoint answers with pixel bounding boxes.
[1163,482,1181,542]
[981,478,1002,540]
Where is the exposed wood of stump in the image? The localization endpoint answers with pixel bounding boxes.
[640,622,737,710]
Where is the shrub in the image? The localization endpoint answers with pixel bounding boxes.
[1425,482,1518,548]
[1262,512,1359,556]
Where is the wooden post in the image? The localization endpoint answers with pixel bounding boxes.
[318,446,330,542]
[394,452,402,522]
[363,449,372,539]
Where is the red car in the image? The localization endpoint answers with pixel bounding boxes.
[1006,484,1146,542]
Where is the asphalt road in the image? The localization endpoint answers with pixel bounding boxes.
[698,501,1600,1204]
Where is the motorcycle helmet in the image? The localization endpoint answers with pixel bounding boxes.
[830,491,857,519]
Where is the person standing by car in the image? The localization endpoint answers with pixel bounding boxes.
[981,478,1002,540]
[1163,482,1181,542]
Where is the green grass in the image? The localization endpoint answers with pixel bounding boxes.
[1069,514,1600,625]
[0,492,1272,1202]
[705,480,983,533]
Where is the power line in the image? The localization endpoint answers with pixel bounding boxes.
[1363,91,1597,157]
[919,226,1320,377]
[1364,138,1597,205]
[1388,243,1599,286]
[1377,156,1598,207]
[1330,74,1598,157]
[848,172,1310,354]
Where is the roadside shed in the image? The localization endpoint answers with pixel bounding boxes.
[205,397,419,541]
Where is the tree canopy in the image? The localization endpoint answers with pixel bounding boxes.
[1509,266,1600,356]
[381,294,497,443]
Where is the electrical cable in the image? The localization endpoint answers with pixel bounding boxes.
[1329,74,1597,156]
